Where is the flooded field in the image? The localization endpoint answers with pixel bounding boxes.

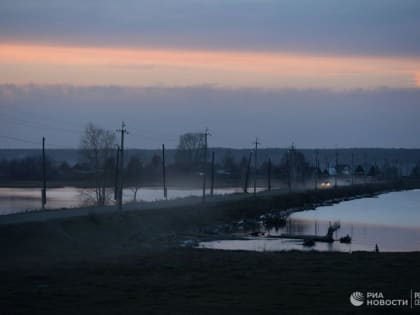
[0,186,257,215]
[200,189,420,252]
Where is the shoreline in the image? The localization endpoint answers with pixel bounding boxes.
[2,180,420,314]
[1,180,418,226]
[0,180,418,257]
[0,181,420,226]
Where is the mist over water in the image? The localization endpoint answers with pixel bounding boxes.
[0,186,255,215]
[200,190,420,252]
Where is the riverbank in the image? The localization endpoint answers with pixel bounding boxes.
[1,180,420,314]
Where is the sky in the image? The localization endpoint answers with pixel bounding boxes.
[0,0,419,148]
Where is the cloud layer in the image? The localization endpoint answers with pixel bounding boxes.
[1,85,420,149]
[1,0,420,57]
[1,2,419,149]
[1,43,419,89]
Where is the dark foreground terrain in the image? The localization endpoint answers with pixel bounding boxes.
[1,181,420,314]
[1,250,420,315]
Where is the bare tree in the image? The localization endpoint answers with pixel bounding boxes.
[127,155,143,202]
[79,122,116,206]
[175,132,205,170]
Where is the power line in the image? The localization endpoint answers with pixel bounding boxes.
[0,135,68,149]
[254,137,260,195]
[41,137,47,209]
[202,128,211,202]
[0,112,81,135]
[116,121,128,210]
[0,104,86,129]
[0,109,182,147]
[127,130,179,144]
[0,135,39,146]
[129,126,180,140]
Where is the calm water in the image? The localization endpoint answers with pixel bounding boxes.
[200,189,420,252]
[0,186,250,215]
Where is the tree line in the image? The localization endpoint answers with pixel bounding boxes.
[1,123,419,206]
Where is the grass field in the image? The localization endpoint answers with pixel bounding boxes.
[1,181,420,314]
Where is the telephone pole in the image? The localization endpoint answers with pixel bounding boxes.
[364,154,368,183]
[253,138,260,195]
[41,137,46,209]
[287,149,292,193]
[162,144,167,200]
[287,145,294,193]
[114,145,120,201]
[244,151,252,193]
[267,157,272,192]
[202,128,211,201]
[314,150,319,190]
[117,122,128,210]
[334,149,339,189]
[351,152,354,185]
[210,151,215,196]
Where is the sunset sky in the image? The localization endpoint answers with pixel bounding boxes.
[1,0,420,148]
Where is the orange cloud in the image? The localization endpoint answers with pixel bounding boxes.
[0,43,419,89]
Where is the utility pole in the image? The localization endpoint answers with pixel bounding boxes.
[202,128,210,202]
[267,157,272,192]
[210,151,215,196]
[398,160,402,178]
[314,150,319,190]
[114,145,120,201]
[253,138,260,195]
[364,154,368,184]
[244,151,252,193]
[41,137,46,209]
[287,144,295,193]
[117,122,128,210]
[351,152,354,185]
[162,144,168,200]
[317,156,320,187]
[335,149,339,189]
[287,149,292,193]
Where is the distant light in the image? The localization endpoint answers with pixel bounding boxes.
[320,181,331,188]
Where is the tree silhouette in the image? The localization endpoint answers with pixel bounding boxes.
[79,122,116,206]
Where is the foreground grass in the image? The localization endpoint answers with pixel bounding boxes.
[1,180,420,314]
[1,249,420,314]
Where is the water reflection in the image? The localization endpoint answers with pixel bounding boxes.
[0,186,260,215]
[200,190,420,253]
